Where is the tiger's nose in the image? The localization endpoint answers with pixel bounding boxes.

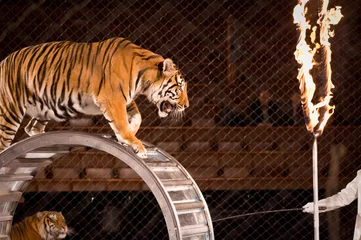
[184,102,189,109]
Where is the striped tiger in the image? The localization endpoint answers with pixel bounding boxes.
[0,37,189,158]
[10,211,68,240]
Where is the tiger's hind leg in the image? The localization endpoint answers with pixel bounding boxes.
[24,118,49,136]
[0,113,24,152]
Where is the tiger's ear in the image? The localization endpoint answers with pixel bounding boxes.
[162,58,177,77]
[36,212,44,220]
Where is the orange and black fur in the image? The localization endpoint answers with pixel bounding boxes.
[10,211,68,240]
[0,37,189,157]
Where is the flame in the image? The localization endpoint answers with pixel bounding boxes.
[293,0,342,136]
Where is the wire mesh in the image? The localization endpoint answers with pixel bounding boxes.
[0,0,361,239]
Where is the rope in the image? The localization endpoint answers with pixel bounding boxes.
[213,208,303,223]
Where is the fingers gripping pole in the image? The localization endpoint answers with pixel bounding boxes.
[313,136,320,240]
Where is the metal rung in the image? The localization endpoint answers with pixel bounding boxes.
[0,213,12,222]
[146,159,170,164]
[164,185,193,192]
[174,201,204,211]
[7,158,53,168]
[146,151,168,161]
[24,152,65,159]
[150,167,180,173]
[40,144,84,151]
[146,162,177,168]
[181,224,209,237]
[29,146,74,153]
[146,149,161,154]
[23,145,83,159]
[173,199,198,204]
[0,174,33,181]
[0,191,22,203]
[175,201,205,215]
[161,179,193,186]
[177,208,204,215]
[145,147,158,151]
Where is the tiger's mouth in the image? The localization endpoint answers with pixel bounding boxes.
[52,229,68,239]
[57,233,67,239]
[159,100,176,117]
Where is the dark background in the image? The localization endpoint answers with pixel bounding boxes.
[1,0,361,239]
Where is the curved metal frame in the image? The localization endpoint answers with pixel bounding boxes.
[0,131,208,239]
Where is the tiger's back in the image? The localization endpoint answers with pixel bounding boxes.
[10,215,41,240]
[1,38,142,121]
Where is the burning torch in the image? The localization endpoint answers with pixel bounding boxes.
[293,0,342,239]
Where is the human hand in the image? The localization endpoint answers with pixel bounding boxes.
[302,202,327,214]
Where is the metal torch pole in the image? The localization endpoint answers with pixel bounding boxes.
[314,0,325,237]
[313,136,320,240]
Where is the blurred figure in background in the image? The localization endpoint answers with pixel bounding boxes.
[247,89,286,126]
[284,92,304,126]
[218,99,249,127]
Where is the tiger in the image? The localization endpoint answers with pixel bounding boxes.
[0,37,189,158]
[10,211,69,240]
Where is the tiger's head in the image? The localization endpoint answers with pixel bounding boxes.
[146,58,189,118]
[36,211,68,239]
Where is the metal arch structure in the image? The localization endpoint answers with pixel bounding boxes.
[0,131,214,240]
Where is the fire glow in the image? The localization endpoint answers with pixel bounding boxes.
[293,0,342,136]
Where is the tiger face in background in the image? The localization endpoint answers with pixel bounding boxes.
[10,211,69,240]
[0,37,189,158]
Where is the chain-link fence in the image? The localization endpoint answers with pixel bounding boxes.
[1,0,361,239]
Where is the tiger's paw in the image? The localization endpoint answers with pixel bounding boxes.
[132,143,148,159]
[134,147,148,159]
[136,151,148,159]
[116,135,147,158]
[25,129,45,137]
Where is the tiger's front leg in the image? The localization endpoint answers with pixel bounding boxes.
[99,96,147,158]
[127,100,142,135]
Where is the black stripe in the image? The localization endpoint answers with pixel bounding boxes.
[133,52,147,58]
[0,136,14,142]
[135,67,153,91]
[143,55,162,61]
[76,44,87,89]
[6,106,22,125]
[129,56,136,97]
[84,43,92,72]
[0,125,17,134]
[122,40,133,48]
[38,43,61,89]
[67,90,80,114]
[101,38,117,63]
[119,83,127,101]
[127,103,135,112]
[61,44,74,94]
